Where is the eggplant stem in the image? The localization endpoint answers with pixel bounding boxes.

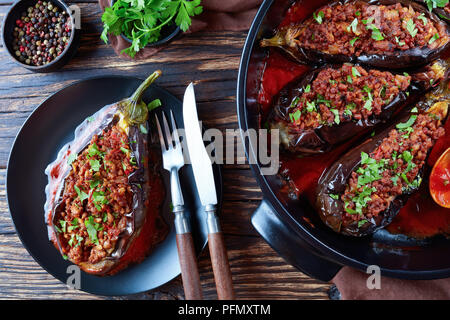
[260,32,286,48]
[130,70,162,102]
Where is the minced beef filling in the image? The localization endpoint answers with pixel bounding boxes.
[340,111,445,225]
[287,64,410,129]
[56,123,138,264]
[297,2,448,56]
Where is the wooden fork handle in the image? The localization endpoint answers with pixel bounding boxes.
[176,233,203,300]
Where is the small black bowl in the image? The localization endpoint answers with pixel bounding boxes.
[121,24,180,48]
[110,0,181,48]
[2,0,81,73]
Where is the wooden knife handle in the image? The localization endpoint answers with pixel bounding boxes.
[208,232,235,300]
[176,233,203,300]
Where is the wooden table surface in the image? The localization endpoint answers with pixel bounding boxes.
[0,0,332,299]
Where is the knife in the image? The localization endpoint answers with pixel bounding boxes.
[183,83,235,300]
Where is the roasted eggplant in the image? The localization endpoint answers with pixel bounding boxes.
[316,84,449,237]
[261,0,450,69]
[44,71,163,275]
[270,61,446,154]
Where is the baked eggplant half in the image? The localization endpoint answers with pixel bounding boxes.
[270,61,446,154]
[316,86,449,237]
[44,71,162,275]
[261,0,450,69]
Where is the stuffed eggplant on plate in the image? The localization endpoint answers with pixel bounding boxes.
[44,71,166,275]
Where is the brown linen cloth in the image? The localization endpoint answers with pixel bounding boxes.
[333,266,450,300]
[98,0,263,59]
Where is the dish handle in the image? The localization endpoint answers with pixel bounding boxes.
[251,199,342,282]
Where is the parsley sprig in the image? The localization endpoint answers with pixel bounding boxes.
[101,0,203,57]
[424,0,449,12]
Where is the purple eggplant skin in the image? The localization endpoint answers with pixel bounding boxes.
[269,61,446,154]
[315,89,449,237]
[260,0,450,69]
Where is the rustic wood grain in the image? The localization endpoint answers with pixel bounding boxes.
[0,0,332,299]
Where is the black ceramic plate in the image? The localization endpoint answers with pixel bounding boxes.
[6,76,222,295]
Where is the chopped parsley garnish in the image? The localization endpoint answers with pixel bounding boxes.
[347,18,358,33]
[429,33,440,44]
[358,219,368,227]
[330,194,339,200]
[304,85,311,93]
[306,101,316,112]
[363,91,373,111]
[68,218,79,232]
[396,114,417,130]
[417,13,428,25]
[147,99,162,111]
[59,220,67,233]
[74,185,89,202]
[330,109,340,124]
[67,152,77,166]
[395,36,406,46]
[90,177,102,189]
[365,21,384,40]
[347,75,353,84]
[88,143,104,159]
[352,67,361,78]
[84,216,100,245]
[370,27,384,41]
[356,152,386,187]
[316,94,332,108]
[350,37,359,46]
[313,11,325,24]
[425,0,449,12]
[290,109,302,122]
[89,159,101,172]
[290,97,300,108]
[92,191,109,211]
[406,19,418,38]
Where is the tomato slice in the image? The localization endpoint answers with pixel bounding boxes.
[429,147,450,208]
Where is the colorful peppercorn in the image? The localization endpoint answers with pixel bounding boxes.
[11,0,72,66]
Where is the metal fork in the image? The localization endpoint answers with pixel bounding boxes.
[155,110,203,300]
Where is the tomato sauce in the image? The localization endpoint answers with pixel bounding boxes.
[259,1,450,239]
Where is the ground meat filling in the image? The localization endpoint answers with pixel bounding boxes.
[340,111,445,226]
[287,64,411,129]
[56,123,138,264]
[296,2,448,56]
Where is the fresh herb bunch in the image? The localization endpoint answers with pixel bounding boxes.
[101,0,203,57]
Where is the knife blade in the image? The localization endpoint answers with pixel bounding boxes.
[182,83,235,300]
[183,83,218,207]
